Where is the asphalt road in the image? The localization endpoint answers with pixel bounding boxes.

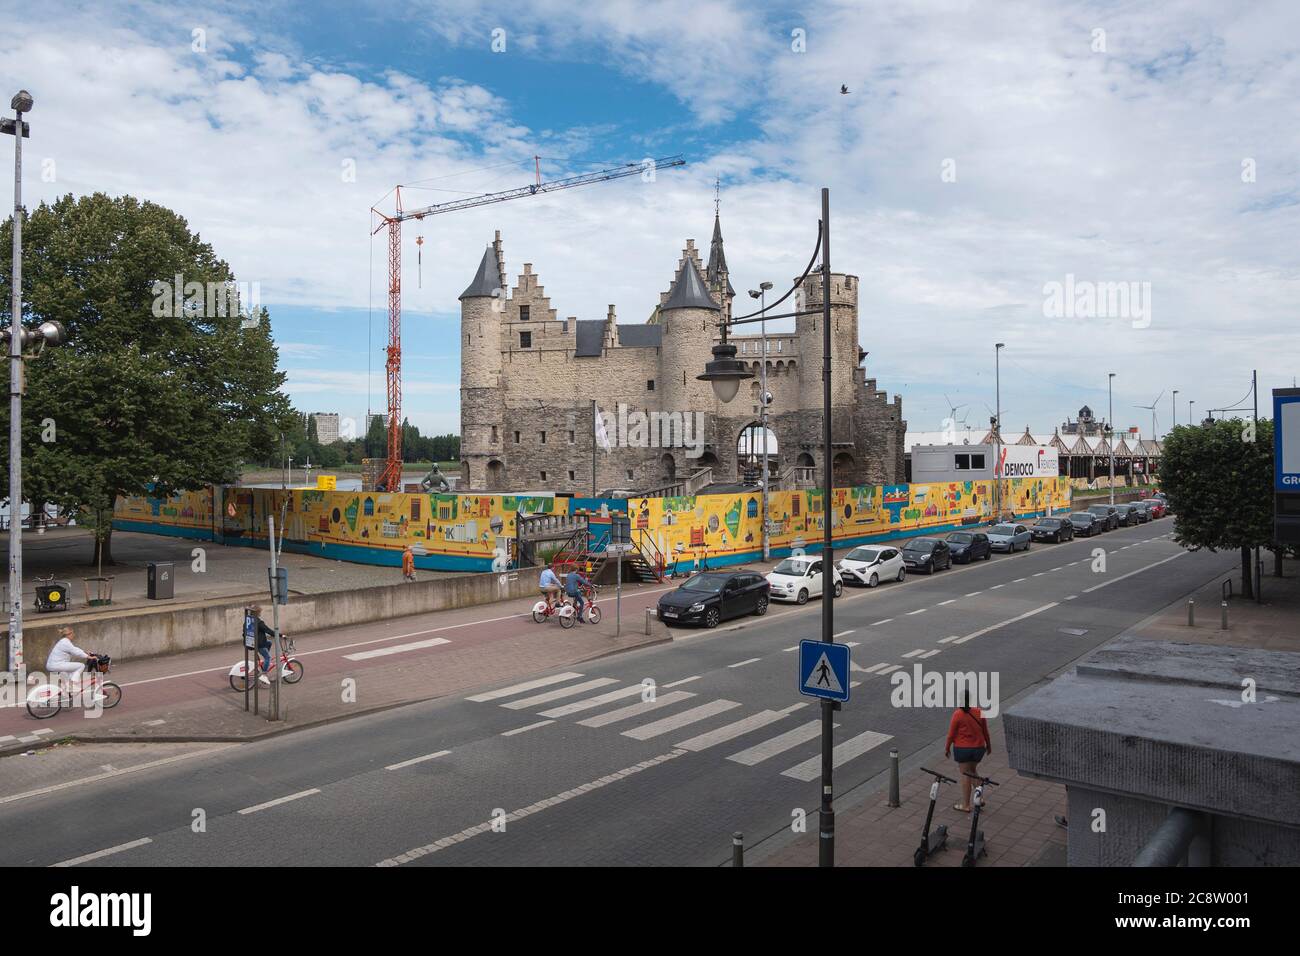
[0,519,1235,867]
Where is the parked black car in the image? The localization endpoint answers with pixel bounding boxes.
[1114,503,1141,527]
[1069,512,1102,536]
[945,531,991,564]
[656,570,769,628]
[901,537,952,574]
[1131,501,1152,523]
[1086,504,1120,531]
[1030,516,1074,543]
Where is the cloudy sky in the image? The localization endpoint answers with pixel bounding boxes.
[7,0,1298,441]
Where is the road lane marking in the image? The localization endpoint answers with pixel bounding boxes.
[343,637,451,661]
[844,641,860,647]
[577,691,696,728]
[728,658,762,668]
[965,591,982,597]
[1032,573,1046,578]
[0,744,238,806]
[938,599,956,606]
[1052,567,1064,572]
[905,609,926,616]
[902,649,928,658]
[989,584,1004,590]
[833,629,856,638]
[918,649,942,659]
[538,684,647,718]
[728,720,833,766]
[870,619,893,626]
[1065,595,1077,600]
[238,789,320,815]
[376,749,687,867]
[502,720,554,736]
[876,665,902,675]
[53,838,153,868]
[1014,578,1027,583]
[1082,552,1186,594]
[467,672,585,702]
[663,675,701,688]
[503,678,619,710]
[782,645,799,652]
[952,602,1059,645]
[623,700,741,740]
[938,635,961,644]
[780,730,894,782]
[386,750,451,771]
[674,704,806,752]
[854,662,891,673]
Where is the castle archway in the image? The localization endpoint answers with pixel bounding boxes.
[833,451,856,488]
[660,454,676,481]
[486,459,504,491]
[736,422,778,484]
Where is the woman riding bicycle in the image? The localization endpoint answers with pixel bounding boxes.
[46,626,93,688]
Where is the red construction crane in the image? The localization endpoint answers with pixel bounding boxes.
[368,155,686,492]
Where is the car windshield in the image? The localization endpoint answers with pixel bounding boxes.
[1036,519,1060,527]
[947,533,972,543]
[904,539,935,552]
[991,524,1017,535]
[1088,506,1110,515]
[773,559,810,576]
[846,548,880,562]
[681,574,727,593]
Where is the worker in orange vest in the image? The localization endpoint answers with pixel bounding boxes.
[402,545,416,582]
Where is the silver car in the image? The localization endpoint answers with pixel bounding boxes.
[986,522,1032,553]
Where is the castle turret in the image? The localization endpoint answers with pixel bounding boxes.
[705,212,735,323]
[459,235,506,489]
[796,270,859,410]
[658,243,721,417]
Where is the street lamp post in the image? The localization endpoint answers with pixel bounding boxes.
[1171,389,1178,433]
[747,281,774,560]
[701,188,837,866]
[1108,373,1116,505]
[994,343,1004,519]
[1189,400,1195,426]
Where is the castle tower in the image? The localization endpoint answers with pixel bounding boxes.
[705,212,735,323]
[796,270,860,411]
[658,244,721,418]
[459,235,506,489]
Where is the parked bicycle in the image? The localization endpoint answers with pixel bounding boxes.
[26,653,121,719]
[229,634,305,691]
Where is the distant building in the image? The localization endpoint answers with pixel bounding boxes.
[312,412,340,444]
[1061,405,1105,437]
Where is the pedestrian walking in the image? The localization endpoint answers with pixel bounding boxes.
[402,545,416,582]
[944,690,992,812]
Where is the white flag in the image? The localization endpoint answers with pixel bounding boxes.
[594,405,612,452]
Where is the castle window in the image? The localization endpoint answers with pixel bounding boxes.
[514,430,521,444]
[568,470,576,481]
[777,340,784,353]
[540,431,547,444]
[647,379,655,391]
[568,430,575,443]
[519,305,530,321]
[541,471,547,481]
[491,426,498,443]
[519,331,532,348]
[626,469,634,480]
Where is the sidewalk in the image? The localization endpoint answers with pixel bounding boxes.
[758,557,1300,867]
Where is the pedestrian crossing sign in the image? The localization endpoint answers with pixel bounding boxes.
[798,640,850,702]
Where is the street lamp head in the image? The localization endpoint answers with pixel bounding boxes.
[698,340,753,403]
[759,281,773,292]
[995,342,1005,350]
[36,320,66,346]
[748,289,761,299]
[11,90,32,113]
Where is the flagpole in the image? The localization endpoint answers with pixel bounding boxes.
[592,399,597,496]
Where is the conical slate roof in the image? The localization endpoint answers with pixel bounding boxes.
[663,259,719,311]
[705,214,735,297]
[459,244,501,300]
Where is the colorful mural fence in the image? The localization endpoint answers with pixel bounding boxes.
[115,477,1071,572]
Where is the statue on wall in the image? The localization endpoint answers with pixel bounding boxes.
[420,462,450,493]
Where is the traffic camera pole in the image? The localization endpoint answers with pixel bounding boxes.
[6,95,28,677]
[818,187,835,868]
[268,514,283,721]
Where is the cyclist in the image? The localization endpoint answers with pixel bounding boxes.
[565,569,592,623]
[246,605,277,685]
[46,626,93,690]
[538,566,561,611]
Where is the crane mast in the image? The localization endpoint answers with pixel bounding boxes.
[368,155,685,492]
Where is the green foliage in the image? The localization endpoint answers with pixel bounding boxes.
[1159,418,1275,551]
[0,193,290,549]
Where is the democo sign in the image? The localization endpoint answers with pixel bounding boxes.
[995,445,1059,479]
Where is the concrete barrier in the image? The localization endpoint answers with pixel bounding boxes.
[3,566,545,670]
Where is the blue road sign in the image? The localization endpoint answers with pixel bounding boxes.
[1275,392,1300,492]
[798,640,850,702]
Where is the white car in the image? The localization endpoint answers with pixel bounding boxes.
[766,556,843,604]
[838,545,906,588]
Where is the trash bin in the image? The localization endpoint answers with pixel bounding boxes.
[147,561,174,600]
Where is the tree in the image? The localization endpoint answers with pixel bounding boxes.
[1158,417,1274,598]
[0,193,291,564]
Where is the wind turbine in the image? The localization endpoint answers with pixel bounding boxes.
[1135,390,1164,440]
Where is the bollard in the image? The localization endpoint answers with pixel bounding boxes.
[1221,601,1228,631]
[646,607,654,635]
[1187,599,1194,626]
[888,748,900,807]
[732,831,744,868]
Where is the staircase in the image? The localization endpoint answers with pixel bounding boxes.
[628,530,667,583]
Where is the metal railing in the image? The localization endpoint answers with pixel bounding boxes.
[1132,808,1208,867]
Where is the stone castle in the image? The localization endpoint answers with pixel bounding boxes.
[458,214,906,493]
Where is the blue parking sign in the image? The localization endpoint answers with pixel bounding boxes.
[798,640,850,702]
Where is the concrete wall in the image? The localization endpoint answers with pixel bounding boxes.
[3,566,545,671]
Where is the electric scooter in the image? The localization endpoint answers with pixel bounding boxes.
[961,771,999,867]
[914,767,957,866]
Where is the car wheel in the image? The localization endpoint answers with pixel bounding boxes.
[796,589,809,605]
[983,551,991,561]
[833,581,843,598]
[868,573,879,588]
[754,597,768,616]
[898,567,907,582]
[705,608,721,628]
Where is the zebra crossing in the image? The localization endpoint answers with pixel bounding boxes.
[471,673,893,782]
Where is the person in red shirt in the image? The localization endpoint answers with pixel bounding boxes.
[945,691,992,812]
